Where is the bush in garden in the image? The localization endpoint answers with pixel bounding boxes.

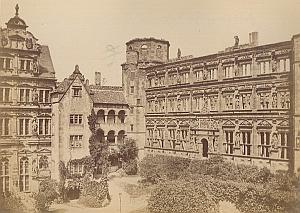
[139,155,191,183]
[0,192,24,212]
[118,138,139,162]
[122,159,138,175]
[78,176,109,208]
[35,179,59,211]
[148,180,218,213]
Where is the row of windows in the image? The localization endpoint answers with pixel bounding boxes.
[0,156,50,193]
[146,129,289,159]
[147,58,290,88]
[0,118,51,136]
[147,91,290,113]
[0,88,51,103]
[0,57,36,71]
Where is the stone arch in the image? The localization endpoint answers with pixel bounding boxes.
[97,109,105,123]
[118,110,126,124]
[107,110,115,124]
[107,130,116,143]
[117,130,126,143]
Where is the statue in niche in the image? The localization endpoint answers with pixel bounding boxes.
[272,60,277,72]
[32,159,37,174]
[235,95,240,109]
[235,132,241,147]
[272,93,278,108]
[32,88,38,104]
[271,133,279,149]
[32,117,38,135]
[213,137,218,152]
[234,36,239,46]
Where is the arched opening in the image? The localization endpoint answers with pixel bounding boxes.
[118,110,126,123]
[97,109,105,123]
[117,130,125,143]
[107,110,115,124]
[107,130,115,144]
[96,129,105,143]
[201,138,209,158]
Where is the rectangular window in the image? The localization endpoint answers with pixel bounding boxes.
[39,90,44,102]
[70,114,83,124]
[0,118,10,136]
[279,132,289,159]
[130,86,134,94]
[224,130,234,154]
[242,63,251,76]
[45,90,50,103]
[0,88,10,102]
[18,119,30,136]
[224,66,233,78]
[70,135,83,148]
[20,60,25,70]
[259,61,270,74]
[241,131,251,155]
[258,92,270,109]
[72,87,82,97]
[241,93,251,109]
[224,94,234,110]
[259,132,271,157]
[279,58,290,72]
[137,99,141,105]
[39,119,43,135]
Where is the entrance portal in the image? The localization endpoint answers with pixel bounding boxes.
[201,138,208,158]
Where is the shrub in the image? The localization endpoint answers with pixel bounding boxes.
[35,179,59,211]
[148,180,218,213]
[139,155,191,183]
[0,192,24,212]
[118,138,139,162]
[123,159,138,175]
[78,176,109,208]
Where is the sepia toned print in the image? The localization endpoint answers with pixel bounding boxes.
[0,1,299,212]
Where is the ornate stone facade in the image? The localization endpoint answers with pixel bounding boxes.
[0,5,56,193]
[144,33,300,174]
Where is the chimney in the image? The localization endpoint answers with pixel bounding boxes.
[249,32,258,46]
[95,72,101,86]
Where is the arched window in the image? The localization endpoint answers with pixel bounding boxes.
[0,158,9,192]
[118,110,126,124]
[107,130,115,143]
[107,110,115,124]
[39,156,49,169]
[117,130,126,143]
[20,157,29,192]
[96,129,105,142]
[97,109,105,123]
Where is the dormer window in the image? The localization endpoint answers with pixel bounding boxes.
[72,86,82,97]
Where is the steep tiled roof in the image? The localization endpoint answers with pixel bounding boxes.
[90,86,127,105]
[39,45,56,78]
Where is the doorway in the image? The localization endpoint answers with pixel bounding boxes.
[201,138,208,158]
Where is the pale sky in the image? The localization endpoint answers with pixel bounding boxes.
[1,0,300,85]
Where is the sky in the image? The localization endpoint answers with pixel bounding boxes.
[0,0,300,85]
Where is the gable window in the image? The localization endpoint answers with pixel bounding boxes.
[72,86,82,97]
